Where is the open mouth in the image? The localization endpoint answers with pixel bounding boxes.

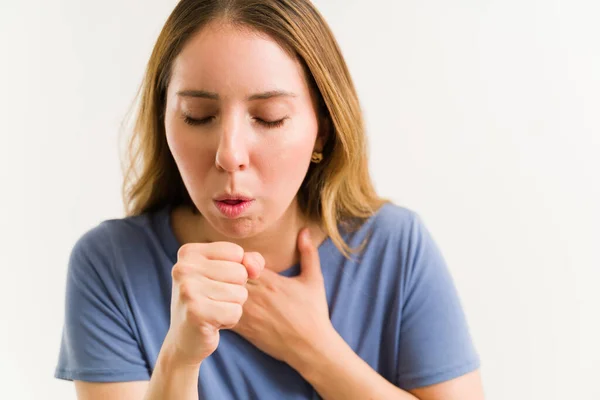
[220,199,245,205]
[214,199,255,218]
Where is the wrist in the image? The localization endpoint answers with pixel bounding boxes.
[160,331,204,370]
[145,336,201,400]
[287,325,343,377]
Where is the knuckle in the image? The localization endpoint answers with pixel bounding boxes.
[178,282,194,301]
[177,243,202,261]
[176,244,192,261]
[171,262,190,281]
[224,242,245,261]
[263,279,277,292]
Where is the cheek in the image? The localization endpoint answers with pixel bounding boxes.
[257,125,316,188]
[165,123,213,180]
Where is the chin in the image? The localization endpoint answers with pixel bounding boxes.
[212,213,264,240]
[220,224,259,240]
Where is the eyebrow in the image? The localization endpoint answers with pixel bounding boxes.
[176,89,297,101]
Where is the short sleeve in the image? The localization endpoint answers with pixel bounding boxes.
[396,213,480,389]
[54,223,150,382]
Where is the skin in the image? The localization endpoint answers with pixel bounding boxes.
[74,21,484,400]
[164,21,330,273]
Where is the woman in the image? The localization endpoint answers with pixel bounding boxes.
[55,0,484,399]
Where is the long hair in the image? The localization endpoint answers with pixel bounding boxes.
[121,0,390,258]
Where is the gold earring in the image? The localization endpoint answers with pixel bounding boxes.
[311,151,323,163]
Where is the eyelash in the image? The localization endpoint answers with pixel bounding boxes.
[182,115,286,129]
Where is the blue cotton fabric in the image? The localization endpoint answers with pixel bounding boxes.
[55,202,480,397]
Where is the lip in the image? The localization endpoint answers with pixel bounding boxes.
[214,199,254,219]
[213,192,255,202]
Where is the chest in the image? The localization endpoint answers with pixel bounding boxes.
[197,331,321,400]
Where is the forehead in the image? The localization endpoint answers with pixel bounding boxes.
[169,23,309,96]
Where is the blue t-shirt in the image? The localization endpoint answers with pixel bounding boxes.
[54,202,480,397]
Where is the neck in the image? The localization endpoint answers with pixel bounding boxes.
[170,202,328,273]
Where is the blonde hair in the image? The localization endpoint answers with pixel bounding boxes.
[121,0,390,258]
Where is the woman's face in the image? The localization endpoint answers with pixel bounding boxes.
[164,23,326,239]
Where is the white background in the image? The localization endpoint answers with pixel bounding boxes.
[1,0,598,399]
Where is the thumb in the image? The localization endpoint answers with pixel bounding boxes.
[242,251,265,280]
[297,228,323,282]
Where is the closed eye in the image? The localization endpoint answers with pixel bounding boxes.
[182,115,214,126]
[254,118,287,129]
[182,114,287,129]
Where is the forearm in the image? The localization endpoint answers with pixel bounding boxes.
[144,341,200,400]
[290,330,418,400]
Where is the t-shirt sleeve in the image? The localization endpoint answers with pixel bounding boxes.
[54,223,151,382]
[396,213,480,389]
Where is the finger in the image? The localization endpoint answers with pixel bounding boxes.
[172,259,248,286]
[200,277,249,305]
[297,228,323,282]
[177,242,244,263]
[200,259,249,285]
[198,299,243,330]
[242,251,265,280]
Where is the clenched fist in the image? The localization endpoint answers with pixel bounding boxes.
[163,242,265,366]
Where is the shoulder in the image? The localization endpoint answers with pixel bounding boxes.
[72,212,154,256]
[369,202,443,260]
[372,202,420,228]
[337,202,427,273]
[349,202,441,282]
[68,210,164,279]
[361,201,425,246]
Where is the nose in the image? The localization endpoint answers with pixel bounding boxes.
[215,118,249,172]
